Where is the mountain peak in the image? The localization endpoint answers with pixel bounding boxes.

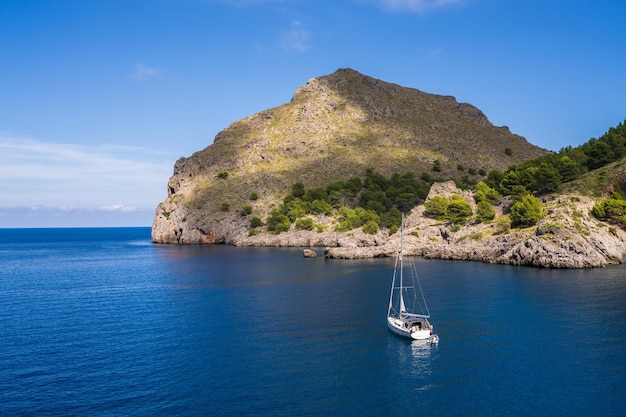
[152,69,548,244]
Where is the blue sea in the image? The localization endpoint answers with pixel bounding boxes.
[1,227,625,416]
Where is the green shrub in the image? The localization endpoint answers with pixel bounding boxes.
[424,195,473,224]
[510,194,545,227]
[250,216,263,228]
[366,200,387,214]
[475,181,501,204]
[424,196,448,220]
[446,195,473,224]
[381,207,402,232]
[309,199,333,215]
[362,220,379,235]
[359,190,390,211]
[476,200,495,223]
[220,202,230,212]
[284,199,307,222]
[496,214,511,233]
[240,205,252,217]
[591,197,626,228]
[302,188,327,202]
[249,192,259,201]
[217,171,229,179]
[266,210,291,234]
[291,182,305,198]
[335,207,380,232]
[295,217,315,231]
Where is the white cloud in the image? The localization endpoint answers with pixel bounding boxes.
[280,20,311,52]
[100,204,139,213]
[376,0,463,12]
[131,63,162,80]
[0,134,174,213]
[0,205,155,227]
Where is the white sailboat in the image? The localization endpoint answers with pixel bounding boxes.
[387,215,439,343]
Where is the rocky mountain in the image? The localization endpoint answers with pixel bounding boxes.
[152,68,547,246]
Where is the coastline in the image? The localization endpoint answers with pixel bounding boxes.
[152,182,626,269]
[231,194,626,268]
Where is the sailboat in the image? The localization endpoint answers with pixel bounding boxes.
[387,214,439,343]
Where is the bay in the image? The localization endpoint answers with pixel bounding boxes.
[0,228,625,416]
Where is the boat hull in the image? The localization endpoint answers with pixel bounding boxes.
[387,317,433,340]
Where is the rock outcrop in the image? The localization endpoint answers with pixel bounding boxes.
[324,184,626,268]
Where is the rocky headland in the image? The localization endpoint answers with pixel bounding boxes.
[152,69,626,268]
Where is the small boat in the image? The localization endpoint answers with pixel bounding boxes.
[387,214,438,342]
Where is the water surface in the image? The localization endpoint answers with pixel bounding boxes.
[1,228,624,415]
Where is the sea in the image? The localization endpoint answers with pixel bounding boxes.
[1,227,625,416]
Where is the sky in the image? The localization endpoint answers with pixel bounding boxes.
[1,0,625,228]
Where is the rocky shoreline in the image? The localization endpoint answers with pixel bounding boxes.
[153,182,626,269]
[228,183,626,268]
[232,214,626,268]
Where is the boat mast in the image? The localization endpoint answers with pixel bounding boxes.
[399,213,405,316]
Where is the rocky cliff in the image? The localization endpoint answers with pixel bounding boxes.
[153,68,547,246]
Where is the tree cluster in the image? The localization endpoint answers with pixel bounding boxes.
[421,180,547,228]
[264,169,432,235]
[423,195,473,224]
[486,119,626,196]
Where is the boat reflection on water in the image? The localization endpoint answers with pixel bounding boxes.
[407,339,437,387]
[411,338,438,352]
[388,336,438,386]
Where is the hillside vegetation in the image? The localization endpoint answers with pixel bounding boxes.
[487,119,626,197]
[153,69,546,244]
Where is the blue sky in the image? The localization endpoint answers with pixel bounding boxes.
[1,0,625,227]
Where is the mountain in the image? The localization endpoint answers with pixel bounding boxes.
[152,68,548,245]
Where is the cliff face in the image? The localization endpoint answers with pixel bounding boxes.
[152,68,547,245]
